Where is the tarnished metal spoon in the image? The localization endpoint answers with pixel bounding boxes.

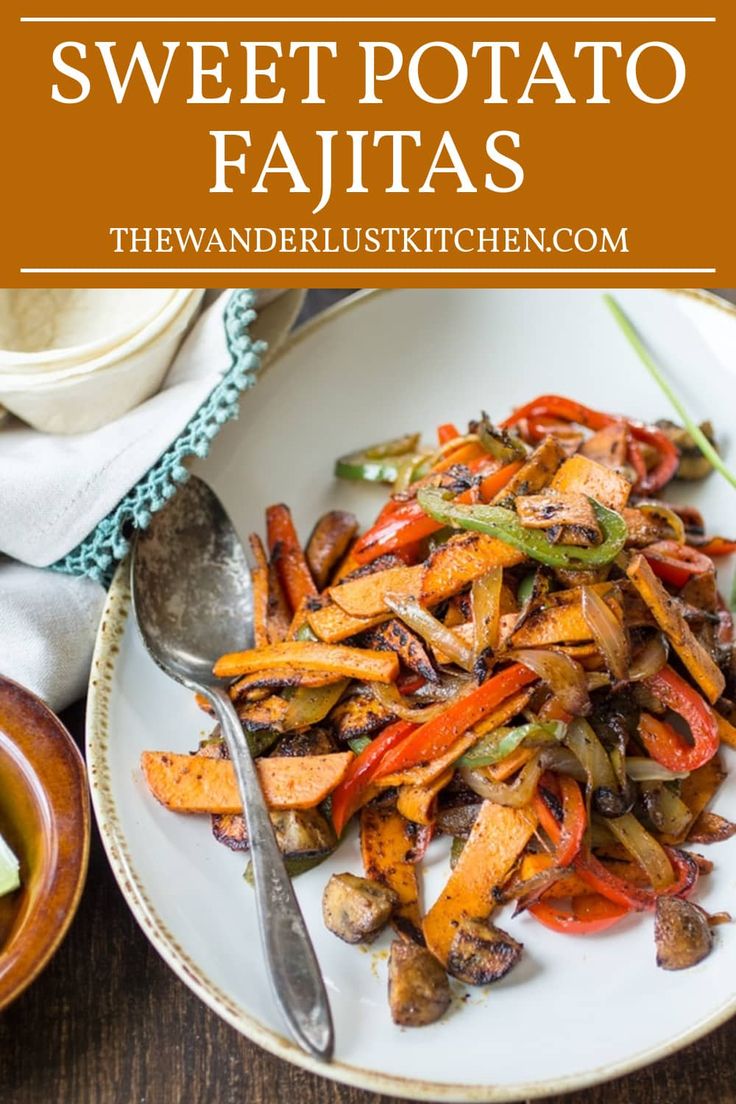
[132,475,334,1061]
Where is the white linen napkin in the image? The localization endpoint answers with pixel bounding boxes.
[0,288,304,711]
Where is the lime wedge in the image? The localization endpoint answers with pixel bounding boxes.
[0,833,20,897]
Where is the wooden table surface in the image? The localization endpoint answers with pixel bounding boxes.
[2,289,736,1104]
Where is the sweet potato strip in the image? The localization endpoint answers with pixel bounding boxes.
[361,805,424,943]
[306,600,387,644]
[550,454,631,512]
[397,769,453,826]
[491,436,567,505]
[230,666,345,698]
[377,687,534,789]
[330,565,424,618]
[214,641,399,683]
[363,620,437,682]
[511,582,621,648]
[141,751,353,813]
[266,504,318,613]
[306,510,359,590]
[421,533,524,606]
[423,802,537,965]
[248,533,271,648]
[627,554,725,703]
[235,695,289,732]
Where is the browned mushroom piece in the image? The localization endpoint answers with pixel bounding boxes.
[322,872,398,944]
[388,939,452,1027]
[655,419,717,481]
[655,896,713,970]
[446,917,523,985]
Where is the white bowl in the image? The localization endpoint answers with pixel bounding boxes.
[0,289,182,374]
[0,290,204,433]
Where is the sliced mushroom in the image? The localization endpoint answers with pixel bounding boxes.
[656,419,717,481]
[213,806,336,856]
[322,872,397,944]
[388,939,451,1027]
[446,917,523,985]
[655,896,713,970]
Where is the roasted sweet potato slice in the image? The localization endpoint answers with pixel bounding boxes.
[516,490,601,539]
[141,750,353,813]
[330,564,424,618]
[550,454,631,512]
[330,691,393,742]
[492,436,567,506]
[511,582,621,647]
[397,769,453,827]
[266,503,317,612]
[362,620,438,682]
[421,532,524,605]
[687,811,736,845]
[580,423,629,470]
[361,804,424,943]
[248,533,271,648]
[214,641,399,683]
[423,802,537,966]
[230,667,346,698]
[306,599,387,644]
[627,553,725,703]
[306,510,359,589]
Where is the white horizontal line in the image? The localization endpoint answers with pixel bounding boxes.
[19,15,717,22]
[20,267,716,274]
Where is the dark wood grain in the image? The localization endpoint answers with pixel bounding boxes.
[2,288,736,1104]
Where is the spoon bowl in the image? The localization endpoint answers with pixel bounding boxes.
[132,475,334,1061]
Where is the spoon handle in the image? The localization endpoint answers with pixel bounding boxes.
[209,687,334,1061]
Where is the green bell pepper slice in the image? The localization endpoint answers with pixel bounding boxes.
[417,487,627,568]
[335,432,421,483]
[458,721,565,768]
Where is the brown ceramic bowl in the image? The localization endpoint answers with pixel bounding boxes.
[0,675,89,1010]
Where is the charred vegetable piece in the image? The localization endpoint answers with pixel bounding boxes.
[656,420,717,481]
[473,413,528,464]
[418,488,626,570]
[687,811,736,845]
[446,917,523,985]
[581,423,630,471]
[331,690,394,743]
[388,939,451,1027]
[266,504,318,613]
[655,896,713,970]
[361,805,423,943]
[306,510,359,589]
[335,433,422,484]
[549,455,631,513]
[322,872,398,944]
[213,806,336,856]
[516,490,602,545]
[214,641,400,684]
[271,727,337,758]
[363,620,438,682]
[491,436,567,506]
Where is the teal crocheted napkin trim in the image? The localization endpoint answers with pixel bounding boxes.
[52,289,265,585]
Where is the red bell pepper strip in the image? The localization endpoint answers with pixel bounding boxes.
[643,540,713,589]
[500,394,679,495]
[534,779,697,911]
[624,421,680,495]
[638,665,720,772]
[437,422,461,445]
[529,894,629,934]
[556,776,588,867]
[500,395,614,433]
[331,720,417,836]
[699,537,736,558]
[372,663,538,781]
[266,504,317,612]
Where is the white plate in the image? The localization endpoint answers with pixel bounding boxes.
[87,289,736,1102]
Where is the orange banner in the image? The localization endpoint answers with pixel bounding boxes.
[2,0,734,286]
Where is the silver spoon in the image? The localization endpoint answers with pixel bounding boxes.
[132,474,334,1061]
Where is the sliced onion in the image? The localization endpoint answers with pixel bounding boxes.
[426,432,481,471]
[471,567,503,658]
[370,681,451,723]
[385,592,474,671]
[412,673,474,701]
[586,672,611,692]
[460,752,543,808]
[628,634,669,682]
[637,501,686,544]
[565,718,618,793]
[625,757,689,782]
[581,586,629,682]
[640,783,693,838]
[537,746,588,783]
[282,680,348,731]
[509,648,590,716]
[607,812,674,890]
